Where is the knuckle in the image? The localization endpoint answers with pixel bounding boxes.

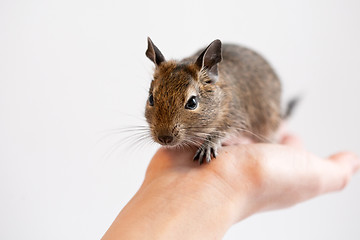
[338,172,352,190]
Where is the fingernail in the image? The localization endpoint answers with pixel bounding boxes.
[346,153,360,173]
[352,156,360,173]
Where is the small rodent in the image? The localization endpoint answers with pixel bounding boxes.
[145,37,294,164]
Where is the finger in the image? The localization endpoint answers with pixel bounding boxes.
[222,136,254,146]
[319,152,360,193]
[328,152,360,175]
[280,134,303,149]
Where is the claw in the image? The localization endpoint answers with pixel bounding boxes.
[193,150,200,161]
[205,149,211,163]
[192,136,220,164]
[198,150,205,165]
[193,146,218,164]
[211,148,217,159]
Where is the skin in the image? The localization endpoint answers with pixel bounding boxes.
[101,135,360,240]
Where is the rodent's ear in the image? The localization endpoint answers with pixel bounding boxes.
[146,37,165,66]
[195,39,222,82]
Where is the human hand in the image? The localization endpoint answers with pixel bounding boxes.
[102,135,360,240]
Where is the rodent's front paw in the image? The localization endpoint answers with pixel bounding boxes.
[193,143,218,165]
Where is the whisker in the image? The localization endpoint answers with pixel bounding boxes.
[183,125,275,144]
[233,128,275,143]
[96,125,150,145]
[129,135,155,153]
[99,125,154,161]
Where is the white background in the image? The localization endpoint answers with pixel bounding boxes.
[1,0,360,239]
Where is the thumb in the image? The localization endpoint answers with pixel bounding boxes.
[328,152,360,175]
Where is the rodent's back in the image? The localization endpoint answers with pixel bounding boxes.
[201,44,282,140]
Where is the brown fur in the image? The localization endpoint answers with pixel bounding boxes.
[145,38,282,164]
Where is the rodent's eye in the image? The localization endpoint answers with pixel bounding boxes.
[148,94,154,106]
[185,96,198,110]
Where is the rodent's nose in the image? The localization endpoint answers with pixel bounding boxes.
[158,135,174,145]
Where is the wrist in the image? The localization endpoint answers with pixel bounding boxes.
[139,172,238,239]
[103,172,240,240]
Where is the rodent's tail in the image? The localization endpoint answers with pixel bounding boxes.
[282,97,301,119]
